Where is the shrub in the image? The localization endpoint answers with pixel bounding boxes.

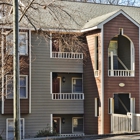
[0,135,3,140]
[35,125,58,137]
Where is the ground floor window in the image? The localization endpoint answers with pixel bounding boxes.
[6,118,24,140]
[72,117,83,133]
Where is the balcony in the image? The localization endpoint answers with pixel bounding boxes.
[52,52,83,59]
[52,93,84,100]
[52,72,84,100]
[108,70,134,77]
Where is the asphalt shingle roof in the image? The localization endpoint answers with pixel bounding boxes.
[1,1,140,31]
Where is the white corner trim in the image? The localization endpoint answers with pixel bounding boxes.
[1,29,4,114]
[50,33,52,58]
[101,26,104,134]
[50,72,52,94]
[29,29,31,113]
[50,114,53,132]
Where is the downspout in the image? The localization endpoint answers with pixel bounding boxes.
[101,26,104,134]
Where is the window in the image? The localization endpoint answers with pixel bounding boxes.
[6,75,28,99]
[72,117,83,133]
[6,32,28,55]
[6,118,24,140]
[72,78,82,93]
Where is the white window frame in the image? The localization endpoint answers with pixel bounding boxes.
[6,31,28,55]
[6,118,25,140]
[72,117,84,133]
[6,75,28,99]
[72,77,83,93]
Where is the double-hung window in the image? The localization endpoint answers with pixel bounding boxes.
[6,118,24,140]
[72,78,82,93]
[72,117,83,133]
[6,75,28,99]
[6,32,28,55]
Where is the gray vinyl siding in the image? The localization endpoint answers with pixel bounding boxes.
[26,32,83,137]
[0,32,84,139]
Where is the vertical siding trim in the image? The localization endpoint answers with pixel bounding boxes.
[50,33,52,58]
[139,27,140,112]
[1,29,4,114]
[29,30,31,113]
[101,26,104,134]
[50,114,53,132]
[50,72,52,94]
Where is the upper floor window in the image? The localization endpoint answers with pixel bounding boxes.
[6,118,24,140]
[108,29,135,77]
[6,32,28,55]
[72,78,82,93]
[6,75,28,99]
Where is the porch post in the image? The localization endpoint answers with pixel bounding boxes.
[111,51,114,76]
[130,98,135,113]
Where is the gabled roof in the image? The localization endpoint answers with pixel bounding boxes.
[82,10,120,30]
[1,1,140,32]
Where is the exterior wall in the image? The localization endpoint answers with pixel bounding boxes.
[26,32,83,137]
[84,29,102,134]
[0,32,84,139]
[103,14,139,133]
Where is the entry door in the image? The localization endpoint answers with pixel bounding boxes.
[53,78,60,93]
[53,118,60,133]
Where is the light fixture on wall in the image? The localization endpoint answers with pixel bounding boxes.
[62,77,66,83]
[62,118,65,124]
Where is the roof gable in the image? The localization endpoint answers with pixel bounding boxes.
[81,9,139,32]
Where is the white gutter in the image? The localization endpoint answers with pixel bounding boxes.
[81,26,98,32]
[0,26,82,33]
[101,25,104,134]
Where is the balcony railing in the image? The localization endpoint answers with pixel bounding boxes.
[52,93,84,100]
[52,52,83,59]
[108,70,134,77]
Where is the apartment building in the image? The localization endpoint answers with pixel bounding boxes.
[0,0,140,139]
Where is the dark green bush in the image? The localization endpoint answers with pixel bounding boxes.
[35,125,58,137]
[0,135,3,140]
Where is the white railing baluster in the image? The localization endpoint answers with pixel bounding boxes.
[52,93,84,100]
[108,70,134,77]
[52,52,83,59]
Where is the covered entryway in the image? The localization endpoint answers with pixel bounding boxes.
[109,93,136,133]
